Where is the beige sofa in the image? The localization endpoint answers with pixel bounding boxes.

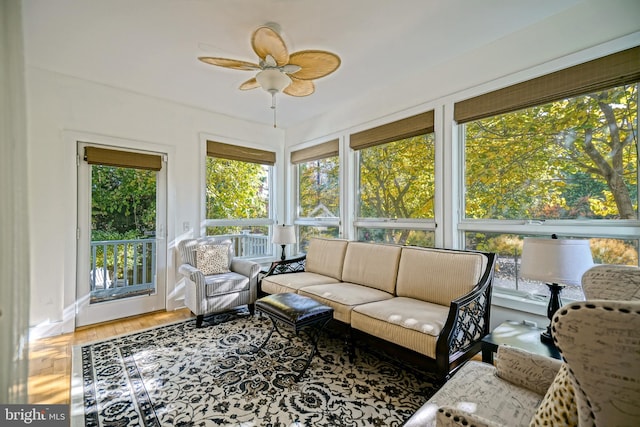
[261,237,496,379]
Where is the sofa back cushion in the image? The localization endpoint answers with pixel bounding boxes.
[305,238,349,280]
[341,242,402,294]
[396,247,488,306]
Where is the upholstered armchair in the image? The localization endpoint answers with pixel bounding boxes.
[177,237,260,327]
[404,265,640,427]
[580,264,640,301]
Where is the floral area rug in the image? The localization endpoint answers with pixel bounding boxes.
[71,309,438,426]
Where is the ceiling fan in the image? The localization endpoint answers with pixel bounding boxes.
[198,25,341,127]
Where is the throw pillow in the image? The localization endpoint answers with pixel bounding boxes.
[529,363,578,427]
[495,345,562,396]
[196,244,230,275]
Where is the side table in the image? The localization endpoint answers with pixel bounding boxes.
[481,320,561,364]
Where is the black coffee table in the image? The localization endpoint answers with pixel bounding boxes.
[254,293,334,381]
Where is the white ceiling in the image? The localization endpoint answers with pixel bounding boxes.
[22,0,584,129]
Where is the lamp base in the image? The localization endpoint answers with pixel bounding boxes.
[540,327,555,344]
[542,282,564,345]
[279,244,286,261]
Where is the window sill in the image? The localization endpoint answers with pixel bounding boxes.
[491,289,548,317]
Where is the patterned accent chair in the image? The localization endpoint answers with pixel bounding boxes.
[581,264,640,301]
[178,237,260,327]
[404,265,640,427]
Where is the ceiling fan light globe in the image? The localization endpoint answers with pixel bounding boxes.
[256,69,291,93]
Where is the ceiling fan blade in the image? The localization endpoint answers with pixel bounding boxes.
[239,77,260,90]
[198,57,260,71]
[288,50,341,80]
[251,26,289,66]
[283,77,315,97]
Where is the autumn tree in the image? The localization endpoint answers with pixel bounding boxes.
[358,134,435,244]
[465,83,638,220]
[298,156,340,217]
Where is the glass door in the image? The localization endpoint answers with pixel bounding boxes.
[76,143,167,327]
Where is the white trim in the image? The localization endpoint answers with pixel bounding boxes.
[59,130,175,332]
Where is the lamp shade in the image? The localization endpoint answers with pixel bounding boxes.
[520,238,594,286]
[272,225,296,245]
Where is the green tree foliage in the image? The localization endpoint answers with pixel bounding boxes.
[206,158,269,234]
[91,165,156,240]
[465,84,638,220]
[359,134,435,219]
[357,134,435,244]
[298,157,340,217]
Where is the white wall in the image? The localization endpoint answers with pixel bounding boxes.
[26,67,283,336]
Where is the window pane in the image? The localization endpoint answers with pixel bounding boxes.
[205,225,270,258]
[298,156,339,218]
[358,134,435,219]
[465,232,639,298]
[357,228,434,247]
[464,83,638,220]
[206,157,269,220]
[299,225,340,252]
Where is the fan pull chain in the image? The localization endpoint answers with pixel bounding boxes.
[271,92,277,128]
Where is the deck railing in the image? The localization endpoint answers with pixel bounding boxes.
[90,238,156,295]
[216,233,270,257]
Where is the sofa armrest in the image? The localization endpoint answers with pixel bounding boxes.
[435,252,496,378]
[436,406,502,427]
[494,345,561,396]
[264,255,307,277]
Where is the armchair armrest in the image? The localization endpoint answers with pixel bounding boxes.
[494,345,561,396]
[436,406,501,427]
[178,263,205,285]
[264,255,306,277]
[230,258,260,280]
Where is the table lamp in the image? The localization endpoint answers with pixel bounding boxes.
[520,235,594,343]
[272,224,296,260]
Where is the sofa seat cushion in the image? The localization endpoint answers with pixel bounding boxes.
[261,272,340,295]
[298,283,394,323]
[405,361,544,427]
[351,297,450,358]
[204,271,250,297]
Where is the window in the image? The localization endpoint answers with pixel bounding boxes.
[351,111,436,245]
[293,139,340,252]
[459,47,640,298]
[204,140,275,258]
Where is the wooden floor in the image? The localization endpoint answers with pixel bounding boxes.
[27,308,193,404]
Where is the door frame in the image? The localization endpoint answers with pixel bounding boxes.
[74,137,169,327]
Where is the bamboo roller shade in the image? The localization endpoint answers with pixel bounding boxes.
[455,46,640,124]
[291,139,339,164]
[84,146,162,171]
[349,110,435,150]
[207,140,276,165]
